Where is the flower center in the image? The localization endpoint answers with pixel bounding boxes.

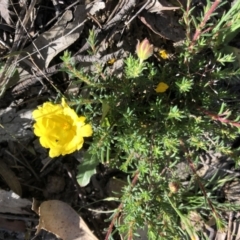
[62,121,71,130]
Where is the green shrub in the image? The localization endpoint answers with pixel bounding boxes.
[61,1,240,239]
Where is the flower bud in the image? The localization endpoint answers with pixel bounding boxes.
[169,182,179,193]
[136,38,153,63]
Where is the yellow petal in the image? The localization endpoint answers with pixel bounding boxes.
[75,117,87,128]
[32,102,62,120]
[159,49,169,59]
[155,82,169,93]
[49,148,62,158]
[78,124,93,137]
[65,136,84,154]
[61,98,68,108]
[39,136,51,148]
[34,122,48,136]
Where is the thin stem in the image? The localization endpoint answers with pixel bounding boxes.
[104,170,139,240]
[179,139,220,221]
[189,0,220,50]
[199,107,240,128]
[65,63,94,86]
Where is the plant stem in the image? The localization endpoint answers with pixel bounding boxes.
[104,170,139,240]
[189,0,221,50]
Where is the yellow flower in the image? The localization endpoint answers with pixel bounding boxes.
[32,98,93,158]
[155,82,169,93]
[107,58,116,65]
[136,38,153,64]
[158,49,169,59]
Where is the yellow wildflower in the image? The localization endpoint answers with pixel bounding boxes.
[107,58,116,65]
[32,98,92,158]
[155,82,169,93]
[158,49,169,59]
